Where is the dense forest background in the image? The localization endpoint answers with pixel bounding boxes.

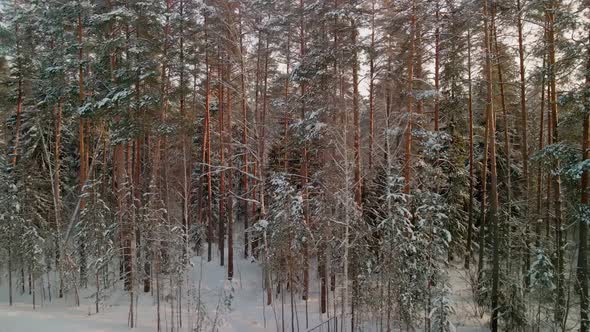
[0,0,589,331]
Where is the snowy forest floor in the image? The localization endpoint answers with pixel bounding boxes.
[0,254,490,332]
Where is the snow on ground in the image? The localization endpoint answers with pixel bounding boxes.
[0,254,332,332]
[447,264,490,332]
[0,253,489,332]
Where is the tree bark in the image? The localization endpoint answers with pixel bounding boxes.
[516,0,530,274]
[261,33,271,305]
[577,23,590,332]
[218,49,226,267]
[546,3,565,325]
[368,0,376,172]
[238,12,250,259]
[204,15,214,262]
[491,8,512,274]
[535,37,547,247]
[227,56,234,280]
[465,28,474,269]
[352,19,361,209]
[545,59,552,241]
[434,0,440,131]
[77,5,88,288]
[403,0,416,195]
[482,1,500,330]
[179,0,191,269]
[299,0,310,305]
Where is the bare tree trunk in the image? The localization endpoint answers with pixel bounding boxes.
[127,144,136,328]
[154,227,162,332]
[119,5,133,292]
[283,16,292,323]
[477,103,491,277]
[350,19,362,331]
[8,245,12,306]
[227,58,234,280]
[9,1,22,305]
[261,33,271,306]
[516,0,530,274]
[351,19,361,211]
[535,39,547,247]
[20,263,24,295]
[40,105,66,301]
[385,47,393,332]
[95,271,99,313]
[133,29,145,292]
[578,28,590,330]
[299,0,310,311]
[251,26,262,259]
[115,140,126,283]
[54,101,62,224]
[31,267,35,310]
[465,28,474,269]
[403,0,416,195]
[218,49,226,267]
[55,102,64,260]
[546,4,565,326]
[434,0,440,131]
[11,0,22,168]
[491,8,512,273]
[368,0,376,172]
[482,1,500,330]
[179,0,190,269]
[77,5,88,289]
[204,15,214,262]
[238,12,250,259]
[341,73,352,332]
[546,67,552,241]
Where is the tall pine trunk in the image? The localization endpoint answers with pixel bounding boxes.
[403,0,416,195]
[350,18,362,331]
[227,56,234,280]
[8,0,23,306]
[516,0,530,274]
[77,6,88,289]
[491,9,512,273]
[204,15,214,262]
[577,22,590,332]
[546,3,565,326]
[179,0,191,269]
[368,0,376,172]
[536,42,547,246]
[434,0,440,131]
[545,61,553,242]
[299,0,310,308]
[465,28,474,269]
[218,50,226,267]
[482,0,501,330]
[238,12,249,259]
